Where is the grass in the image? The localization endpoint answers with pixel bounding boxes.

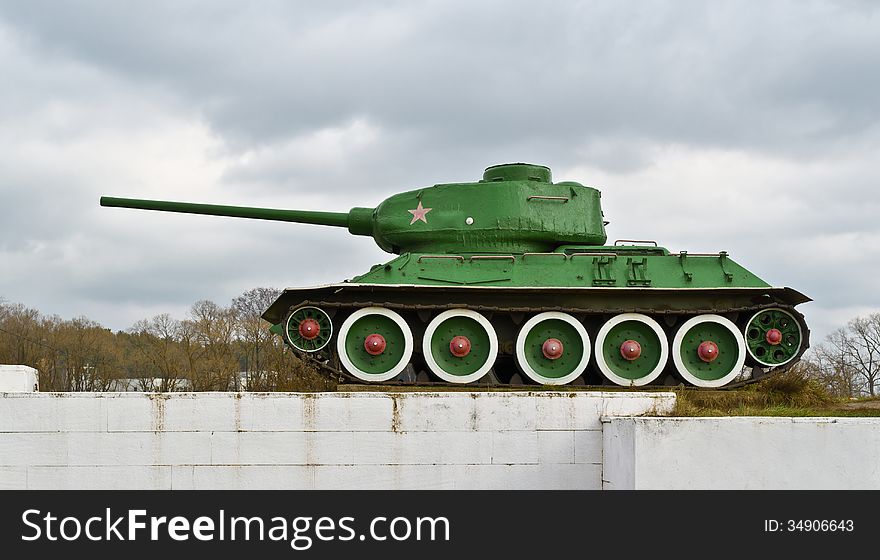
[672,369,880,417]
[336,366,880,417]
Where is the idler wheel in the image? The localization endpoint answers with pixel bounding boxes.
[284,306,332,352]
[743,308,804,367]
[595,313,668,387]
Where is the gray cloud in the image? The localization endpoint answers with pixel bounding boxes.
[0,0,878,347]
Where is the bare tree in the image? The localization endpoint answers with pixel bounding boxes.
[184,300,238,391]
[128,314,187,392]
[232,287,281,390]
[812,314,880,397]
[804,342,859,398]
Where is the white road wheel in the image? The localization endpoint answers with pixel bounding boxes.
[336,307,413,382]
[515,312,591,385]
[594,313,669,387]
[422,309,498,383]
[672,314,747,388]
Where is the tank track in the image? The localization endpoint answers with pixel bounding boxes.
[282,298,810,390]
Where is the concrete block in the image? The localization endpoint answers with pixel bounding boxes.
[0,394,106,432]
[574,430,603,464]
[471,394,537,431]
[457,464,601,490]
[76,432,212,466]
[210,431,359,465]
[163,393,239,432]
[106,395,155,432]
[312,465,458,490]
[0,432,212,466]
[190,465,315,489]
[350,431,494,465]
[537,431,575,464]
[303,432,355,465]
[0,433,68,466]
[393,393,538,432]
[171,465,195,490]
[27,466,172,489]
[0,466,27,489]
[392,393,477,432]
[535,393,602,430]
[211,432,308,465]
[600,393,675,418]
[302,393,395,432]
[313,464,600,490]
[491,432,538,465]
[237,394,305,431]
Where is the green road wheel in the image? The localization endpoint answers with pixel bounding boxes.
[515,312,590,385]
[337,307,413,382]
[594,313,668,386]
[423,309,498,383]
[284,306,333,352]
[672,314,746,388]
[744,308,803,367]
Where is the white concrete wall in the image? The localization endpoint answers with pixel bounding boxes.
[603,417,880,489]
[0,391,674,489]
[0,365,38,392]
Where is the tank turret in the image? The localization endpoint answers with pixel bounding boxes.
[100,163,607,254]
[102,163,809,389]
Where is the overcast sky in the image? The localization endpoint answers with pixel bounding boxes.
[1,0,878,348]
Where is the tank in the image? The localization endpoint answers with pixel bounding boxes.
[100,163,810,388]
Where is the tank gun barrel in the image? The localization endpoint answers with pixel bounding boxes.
[99,197,375,236]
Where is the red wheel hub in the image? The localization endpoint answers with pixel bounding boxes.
[542,338,564,360]
[449,336,471,357]
[697,340,719,363]
[298,318,320,340]
[766,328,783,345]
[364,334,387,355]
[620,339,642,361]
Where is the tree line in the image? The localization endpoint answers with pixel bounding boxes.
[0,288,335,392]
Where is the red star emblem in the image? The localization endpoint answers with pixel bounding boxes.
[407,201,432,225]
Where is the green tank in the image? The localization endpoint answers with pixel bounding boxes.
[101,163,810,388]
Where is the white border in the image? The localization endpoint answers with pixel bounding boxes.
[744,308,803,367]
[594,313,669,387]
[336,307,414,382]
[422,309,498,384]
[515,312,591,386]
[672,314,747,388]
[284,306,333,352]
